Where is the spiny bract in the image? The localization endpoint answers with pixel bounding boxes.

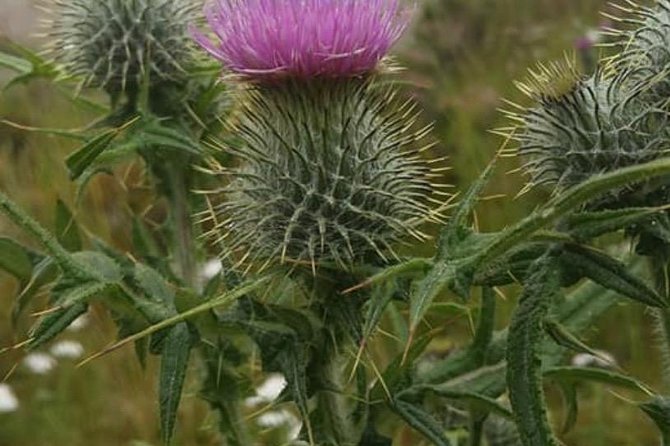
[610,0,670,102]
[507,58,670,208]
[48,0,200,94]
[201,80,445,270]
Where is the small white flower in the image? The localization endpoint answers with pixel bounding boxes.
[245,374,287,406]
[0,384,19,413]
[50,340,84,359]
[257,409,301,438]
[200,259,223,281]
[571,350,617,368]
[22,352,56,375]
[66,313,89,332]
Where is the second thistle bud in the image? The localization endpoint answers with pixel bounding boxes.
[513,58,670,210]
[48,0,200,96]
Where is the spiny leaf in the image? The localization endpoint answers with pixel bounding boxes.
[65,129,119,180]
[28,303,88,350]
[560,243,666,308]
[159,322,192,446]
[544,319,609,361]
[55,199,83,252]
[56,281,111,309]
[391,398,452,446]
[409,231,496,337]
[0,189,95,280]
[543,367,652,395]
[77,277,271,366]
[566,207,667,241]
[556,381,578,434]
[126,118,202,155]
[443,150,499,244]
[134,263,176,305]
[400,384,512,419]
[0,50,32,74]
[0,237,33,283]
[12,257,59,325]
[506,252,561,446]
[639,396,670,444]
[71,251,123,283]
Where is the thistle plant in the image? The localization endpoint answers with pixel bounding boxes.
[4,1,670,445]
[48,0,201,98]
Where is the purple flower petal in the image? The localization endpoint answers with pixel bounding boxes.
[193,0,410,81]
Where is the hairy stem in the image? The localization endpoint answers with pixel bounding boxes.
[313,347,357,446]
[650,255,670,391]
[0,191,93,280]
[166,161,196,287]
[468,415,485,446]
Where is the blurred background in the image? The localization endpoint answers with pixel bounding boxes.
[0,0,661,444]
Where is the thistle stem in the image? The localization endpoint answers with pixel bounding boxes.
[650,255,670,391]
[313,346,357,446]
[309,277,360,446]
[468,415,485,446]
[165,161,196,287]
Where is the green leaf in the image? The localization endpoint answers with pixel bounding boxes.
[65,129,119,180]
[544,319,609,361]
[410,231,496,335]
[0,237,33,283]
[132,217,162,260]
[560,244,666,308]
[543,367,652,394]
[125,118,202,155]
[473,242,549,287]
[506,253,561,446]
[0,43,57,89]
[361,282,396,343]
[639,396,670,444]
[391,398,452,446]
[556,382,579,434]
[71,251,123,283]
[566,207,665,241]
[159,322,192,446]
[0,51,32,74]
[56,281,111,308]
[400,385,512,419]
[12,257,59,325]
[134,263,176,306]
[28,303,88,349]
[55,199,83,252]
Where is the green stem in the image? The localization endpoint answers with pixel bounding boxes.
[166,162,196,287]
[313,348,357,446]
[0,191,93,280]
[310,277,360,446]
[650,256,670,391]
[468,415,485,446]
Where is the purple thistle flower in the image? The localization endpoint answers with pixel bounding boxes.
[192,0,410,81]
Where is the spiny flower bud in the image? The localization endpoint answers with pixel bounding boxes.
[609,0,670,101]
[201,79,445,270]
[192,0,410,82]
[47,0,200,95]
[507,57,670,208]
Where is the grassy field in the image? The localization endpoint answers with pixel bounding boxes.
[0,0,662,444]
